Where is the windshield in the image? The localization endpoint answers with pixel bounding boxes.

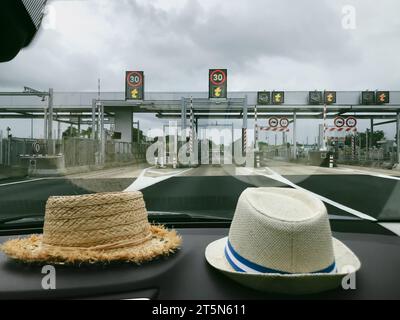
[0,0,400,230]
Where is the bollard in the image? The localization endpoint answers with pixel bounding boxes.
[173,156,177,169]
[329,154,334,168]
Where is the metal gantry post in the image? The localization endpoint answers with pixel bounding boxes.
[189,97,194,164]
[254,104,258,150]
[321,104,327,151]
[181,97,187,143]
[293,111,297,159]
[0,130,2,165]
[370,118,374,149]
[100,103,105,165]
[47,88,54,155]
[91,99,96,140]
[397,112,400,165]
[43,106,48,142]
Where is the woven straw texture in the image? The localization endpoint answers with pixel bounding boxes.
[0,191,181,265]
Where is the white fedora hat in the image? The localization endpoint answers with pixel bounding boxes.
[205,188,361,295]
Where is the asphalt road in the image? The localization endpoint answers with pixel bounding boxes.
[0,164,399,222]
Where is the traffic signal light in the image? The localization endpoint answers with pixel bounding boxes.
[376,91,390,104]
[309,91,323,105]
[272,91,284,105]
[257,91,271,105]
[324,91,336,104]
[361,91,375,105]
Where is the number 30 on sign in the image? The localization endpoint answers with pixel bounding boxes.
[209,69,227,99]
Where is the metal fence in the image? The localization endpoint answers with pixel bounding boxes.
[0,137,149,168]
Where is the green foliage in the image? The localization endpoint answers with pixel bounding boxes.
[345,130,385,148]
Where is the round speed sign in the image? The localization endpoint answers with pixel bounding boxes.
[346,117,357,128]
[279,118,290,128]
[209,69,226,86]
[126,71,143,88]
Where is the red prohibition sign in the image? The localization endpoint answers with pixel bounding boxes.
[346,116,357,128]
[334,117,345,128]
[269,117,279,128]
[280,118,289,128]
[126,72,143,88]
[210,69,226,86]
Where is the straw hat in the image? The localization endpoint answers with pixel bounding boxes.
[1,191,181,265]
[205,188,361,295]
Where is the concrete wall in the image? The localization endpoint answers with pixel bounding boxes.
[114,110,133,143]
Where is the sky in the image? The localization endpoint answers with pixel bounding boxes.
[0,0,399,142]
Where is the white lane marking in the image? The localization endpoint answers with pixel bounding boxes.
[124,167,193,191]
[338,166,400,181]
[245,167,377,222]
[379,223,400,237]
[0,177,51,187]
[353,169,400,181]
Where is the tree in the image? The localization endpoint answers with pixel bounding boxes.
[81,127,92,139]
[132,127,144,142]
[62,126,79,138]
[345,130,385,148]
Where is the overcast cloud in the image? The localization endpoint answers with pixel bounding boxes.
[0,0,400,139]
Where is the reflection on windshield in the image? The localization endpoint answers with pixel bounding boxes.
[0,0,400,230]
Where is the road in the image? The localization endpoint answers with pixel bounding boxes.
[0,161,400,224]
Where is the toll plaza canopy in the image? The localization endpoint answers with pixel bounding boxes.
[1,91,400,123]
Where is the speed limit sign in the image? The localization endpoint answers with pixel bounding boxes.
[269,117,279,128]
[279,118,290,128]
[334,117,345,128]
[346,117,357,128]
[125,71,144,100]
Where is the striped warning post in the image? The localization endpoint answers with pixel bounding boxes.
[189,97,194,157]
[351,134,356,161]
[242,128,247,154]
[260,127,290,132]
[327,127,357,132]
[254,105,258,149]
[323,103,327,149]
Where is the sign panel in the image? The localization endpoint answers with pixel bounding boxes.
[125,71,144,100]
[376,91,390,105]
[361,91,375,105]
[309,91,323,105]
[257,91,271,105]
[268,117,279,128]
[346,117,357,128]
[324,91,336,104]
[334,117,345,128]
[272,91,284,105]
[279,118,290,128]
[209,69,227,99]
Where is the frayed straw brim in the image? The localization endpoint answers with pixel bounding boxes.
[1,225,181,265]
[205,237,361,295]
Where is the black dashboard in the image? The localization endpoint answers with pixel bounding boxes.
[0,221,399,300]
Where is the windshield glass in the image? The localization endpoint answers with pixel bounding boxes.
[0,0,400,229]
